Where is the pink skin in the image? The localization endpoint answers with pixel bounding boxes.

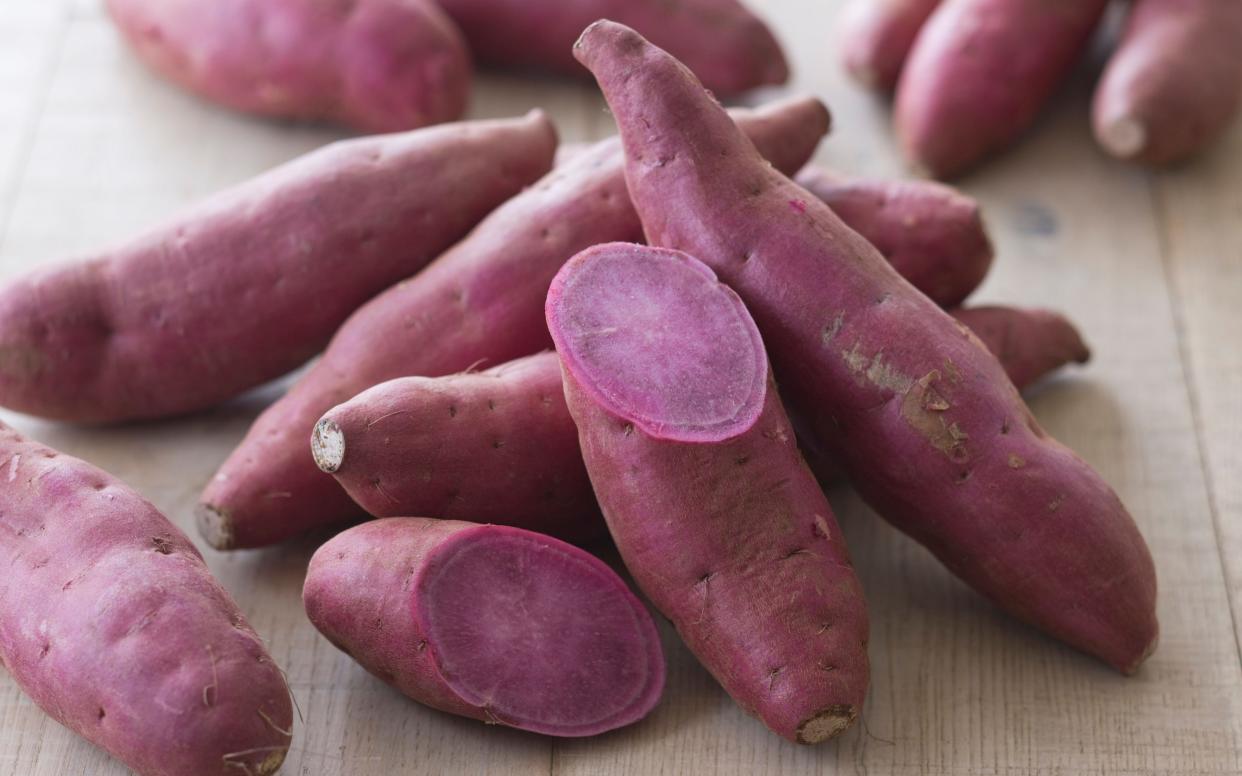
[547,243,869,744]
[576,21,1157,673]
[198,96,831,551]
[314,353,601,544]
[105,0,471,132]
[895,0,1111,178]
[795,166,993,308]
[840,0,941,91]
[433,0,786,95]
[0,423,292,776]
[303,518,665,736]
[0,113,556,424]
[1093,0,1242,165]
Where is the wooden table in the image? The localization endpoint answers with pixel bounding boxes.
[2,2,1240,774]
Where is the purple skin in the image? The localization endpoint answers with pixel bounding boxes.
[106,0,471,132]
[433,0,787,95]
[576,21,1158,674]
[198,95,831,551]
[313,353,601,544]
[1093,0,1242,165]
[894,0,1111,178]
[840,0,941,91]
[0,422,293,776]
[303,518,665,736]
[795,166,993,308]
[0,112,557,424]
[547,243,870,745]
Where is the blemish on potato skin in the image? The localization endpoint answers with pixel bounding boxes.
[1008,454,1026,469]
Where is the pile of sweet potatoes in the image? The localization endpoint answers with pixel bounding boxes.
[0,12,1166,771]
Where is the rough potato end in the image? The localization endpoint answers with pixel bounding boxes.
[196,503,235,551]
[312,418,346,473]
[797,705,858,744]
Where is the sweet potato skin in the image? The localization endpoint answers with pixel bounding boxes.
[434,0,787,95]
[952,306,1090,391]
[106,0,471,132]
[1093,0,1242,165]
[198,97,830,550]
[577,20,1158,673]
[895,0,1110,178]
[795,166,993,307]
[0,113,556,424]
[840,0,940,90]
[0,423,293,776]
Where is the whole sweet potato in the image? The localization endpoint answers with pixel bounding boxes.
[840,0,941,90]
[303,517,665,736]
[895,0,1110,178]
[106,0,471,132]
[1093,0,1242,165]
[0,422,293,776]
[547,242,869,743]
[433,0,786,95]
[795,166,993,308]
[198,96,830,550]
[0,112,556,423]
[577,20,1158,673]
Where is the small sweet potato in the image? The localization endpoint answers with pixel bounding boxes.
[303,517,664,736]
[0,422,293,776]
[433,0,786,95]
[1093,0,1242,165]
[840,0,941,90]
[106,0,471,132]
[199,96,830,550]
[895,0,1111,177]
[0,112,556,423]
[577,20,1158,673]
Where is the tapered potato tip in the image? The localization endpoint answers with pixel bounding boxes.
[1097,115,1148,160]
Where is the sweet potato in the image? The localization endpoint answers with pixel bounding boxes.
[106,0,471,132]
[303,517,664,736]
[1093,0,1242,165]
[0,113,556,423]
[576,20,1158,673]
[546,242,868,743]
[433,0,786,95]
[840,0,941,90]
[198,96,830,550]
[894,0,1111,178]
[795,166,992,307]
[0,422,293,776]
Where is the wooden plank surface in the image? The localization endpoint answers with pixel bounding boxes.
[1,1,1240,774]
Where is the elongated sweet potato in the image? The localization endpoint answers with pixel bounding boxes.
[433,0,786,95]
[0,113,556,423]
[106,0,471,132]
[795,166,992,307]
[894,0,1110,178]
[546,242,868,743]
[198,96,829,550]
[0,422,293,776]
[1093,0,1242,165]
[840,0,941,90]
[303,517,664,736]
[577,21,1158,673]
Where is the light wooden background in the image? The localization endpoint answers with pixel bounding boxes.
[2,1,1240,774]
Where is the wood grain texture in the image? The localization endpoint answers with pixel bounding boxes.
[1,1,1239,774]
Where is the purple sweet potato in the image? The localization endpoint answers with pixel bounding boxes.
[895,0,1111,178]
[546,242,869,744]
[433,0,786,95]
[198,96,830,550]
[303,517,665,736]
[795,165,993,307]
[106,0,471,132]
[0,113,556,424]
[577,20,1158,673]
[0,422,293,776]
[840,0,941,90]
[1093,0,1242,165]
[952,305,1090,390]
[313,353,598,542]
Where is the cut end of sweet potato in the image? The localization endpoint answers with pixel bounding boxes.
[311,418,346,474]
[1098,115,1148,160]
[195,503,235,551]
[796,704,858,744]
